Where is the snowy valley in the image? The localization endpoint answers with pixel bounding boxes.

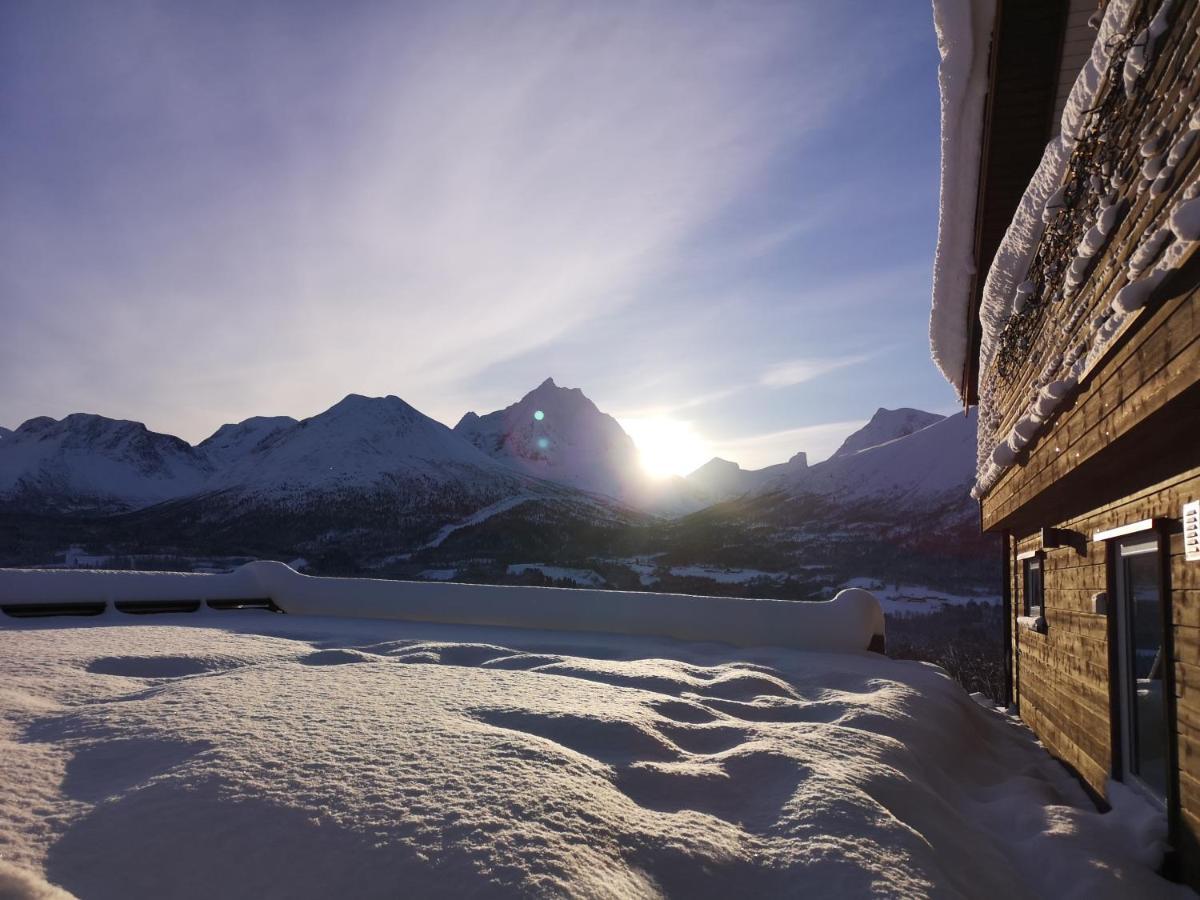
[0,381,996,613]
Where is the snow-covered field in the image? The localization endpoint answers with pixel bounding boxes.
[0,613,1184,899]
[841,578,1000,616]
[667,566,788,585]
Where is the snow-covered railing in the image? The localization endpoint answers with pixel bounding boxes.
[0,561,886,654]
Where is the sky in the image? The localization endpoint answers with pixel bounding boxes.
[1,0,955,473]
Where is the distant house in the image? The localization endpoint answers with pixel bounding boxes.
[930,0,1200,884]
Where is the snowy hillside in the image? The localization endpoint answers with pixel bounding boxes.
[683,408,951,508]
[0,394,981,585]
[830,407,945,458]
[794,409,976,505]
[0,613,1182,899]
[212,394,517,495]
[0,426,11,441]
[684,452,809,504]
[0,414,212,512]
[196,415,298,465]
[455,378,645,502]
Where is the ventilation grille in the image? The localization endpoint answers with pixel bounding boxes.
[1185,501,1200,563]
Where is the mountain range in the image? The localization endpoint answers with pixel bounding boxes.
[0,381,991,595]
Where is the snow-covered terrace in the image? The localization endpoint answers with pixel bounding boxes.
[0,565,1185,897]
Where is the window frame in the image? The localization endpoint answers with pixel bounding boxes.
[1021,552,1044,619]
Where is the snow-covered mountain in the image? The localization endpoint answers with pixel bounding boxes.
[455,379,645,502]
[785,409,975,505]
[213,394,518,495]
[197,415,298,465]
[683,408,952,506]
[0,391,984,582]
[0,426,11,441]
[830,408,945,459]
[0,414,212,512]
[683,451,810,504]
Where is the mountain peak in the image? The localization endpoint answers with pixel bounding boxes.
[691,457,741,476]
[453,380,639,500]
[831,408,944,459]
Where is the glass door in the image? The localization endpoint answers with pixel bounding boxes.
[1115,536,1170,803]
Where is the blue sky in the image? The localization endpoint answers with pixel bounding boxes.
[1,0,953,470]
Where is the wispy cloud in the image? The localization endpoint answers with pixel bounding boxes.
[759,353,873,388]
[612,386,748,421]
[1,0,865,440]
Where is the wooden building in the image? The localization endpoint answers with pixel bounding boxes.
[930,0,1200,883]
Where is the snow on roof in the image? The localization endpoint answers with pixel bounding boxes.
[928,0,997,396]
[974,0,1136,387]
[0,613,1184,897]
[970,0,1140,498]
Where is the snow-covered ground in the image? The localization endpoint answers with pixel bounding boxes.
[668,566,788,585]
[841,578,1000,616]
[0,613,1184,899]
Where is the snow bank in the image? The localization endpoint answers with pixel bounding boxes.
[0,563,886,654]
[0,615,1186,898]
[929,0,997,394]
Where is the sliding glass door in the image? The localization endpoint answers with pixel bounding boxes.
[1115,537,1170,803]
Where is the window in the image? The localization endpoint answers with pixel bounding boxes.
[1022,555,1043,618]
[1115,536,1169,803]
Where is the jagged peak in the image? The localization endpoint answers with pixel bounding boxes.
[691,456,742,475]
[787,451,808,467]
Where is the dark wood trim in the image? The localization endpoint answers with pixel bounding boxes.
[1106,538,1123,781]
[1003,528,1014,705]
[1160,518,1183,872]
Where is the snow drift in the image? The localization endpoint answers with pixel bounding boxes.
[0,613,1185,898]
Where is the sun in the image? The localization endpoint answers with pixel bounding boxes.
[619,417,713,480]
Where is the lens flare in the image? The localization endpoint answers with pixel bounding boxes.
[533,410,545,421]
[536,437,550,450]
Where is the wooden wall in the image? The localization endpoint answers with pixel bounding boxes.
[978,0,1200,883]
[981,0,1200,534]
[1009,466,1200,882]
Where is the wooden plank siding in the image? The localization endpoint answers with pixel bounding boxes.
[1008,468,1200,885]
[978,0,1200,518]
[981,0,1200,445]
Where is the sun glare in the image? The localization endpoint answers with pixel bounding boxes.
[619,417,713,480]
